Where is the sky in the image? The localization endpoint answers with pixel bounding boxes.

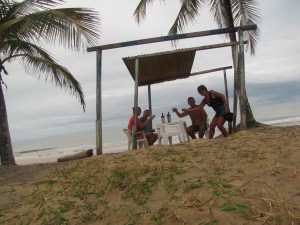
[3,0,300,142]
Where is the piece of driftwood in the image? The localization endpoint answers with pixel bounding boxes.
[57,149,93,162]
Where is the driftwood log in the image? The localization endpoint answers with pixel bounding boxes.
[57,149,94,162]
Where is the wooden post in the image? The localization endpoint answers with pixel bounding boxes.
[87,25,257,52]
[223,69,232,134]
[96,50,103,155]
[232,44,239,131]
[238,30,247,129]
[148,85,153,129]
[132,57,139,149]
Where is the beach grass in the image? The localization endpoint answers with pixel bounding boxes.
[0,125,299,224]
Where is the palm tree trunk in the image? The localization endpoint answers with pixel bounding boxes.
[223,0,256,128]
[0,83,16,165]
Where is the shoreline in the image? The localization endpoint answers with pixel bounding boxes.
[15,148,129,165]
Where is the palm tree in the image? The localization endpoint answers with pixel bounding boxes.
[0,0,100,165]
[134,0,261,127]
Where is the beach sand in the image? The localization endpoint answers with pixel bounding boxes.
[0,124,299,224]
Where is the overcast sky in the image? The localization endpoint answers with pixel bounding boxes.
[3,0,300,141]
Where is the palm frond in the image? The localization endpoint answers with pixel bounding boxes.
[169,0,203,35]
[1,39,53,63]
[0,4,100,51]
[231,0,261,55]
[1,39,86,110]
[0,0,63,21]
[208,0,225,28]
[21,54,86,111]
[15,0,65,14]
[133,0,155,23]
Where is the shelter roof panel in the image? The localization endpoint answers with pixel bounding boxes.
[123,49,196,86]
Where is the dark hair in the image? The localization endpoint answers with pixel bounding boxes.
[132,106,141,114]
[187,97,195,101]
[197,85,207,93]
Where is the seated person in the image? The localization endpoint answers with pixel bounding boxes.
[140,109,156,133]
[128,107,158,146]
[172,97,208,139]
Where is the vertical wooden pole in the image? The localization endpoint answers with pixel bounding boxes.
[132,57,139,149]
[223,69,232,134]
[232,44,239,131]
[147,85,153,129]
[238,30,246,129]
[96,50,103,155]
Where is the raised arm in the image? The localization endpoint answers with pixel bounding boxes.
[172,107,188,118]
[138,115,155,130]
[183,100,206,113]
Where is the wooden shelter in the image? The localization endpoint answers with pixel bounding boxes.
[87,25,257,154]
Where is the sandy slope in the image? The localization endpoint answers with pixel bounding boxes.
[0,125,299,224]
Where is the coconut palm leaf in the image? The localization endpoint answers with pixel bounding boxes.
[231,0,261,55]
[168,0,203,35]
[0,0,100,110]
[134,0,260,55]
[0,0,100,164]
[133,0,155,23]
[1,39,85,110]
[0,2,100,51]
[208,0,233,28]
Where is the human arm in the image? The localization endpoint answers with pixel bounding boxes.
[172,107,188,118]
[138,115,155,130]
[182,100,206,113]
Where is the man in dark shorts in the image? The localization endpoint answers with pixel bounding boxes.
[172,97,208,139]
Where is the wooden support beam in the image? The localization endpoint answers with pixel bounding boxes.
[87,25,256,52]
[125,41,247,60]
[238,30,247,129]
[189,66,232,77]
[147,85,153,129]
[132,57,139,149]
[233,45,239,131]
[96,50,103,155]
[223,69,232,134]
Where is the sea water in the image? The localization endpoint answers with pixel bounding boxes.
[12,111,300,165]
[12,127,129,164]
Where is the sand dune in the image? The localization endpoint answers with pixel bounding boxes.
[0,125,299,224]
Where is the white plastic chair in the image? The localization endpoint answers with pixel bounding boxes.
[123,128,148,150]
[156,123,182,145]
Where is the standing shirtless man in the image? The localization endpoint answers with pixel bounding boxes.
[172,97,208,139]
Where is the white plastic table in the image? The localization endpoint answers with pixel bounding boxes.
[154,120,190,145]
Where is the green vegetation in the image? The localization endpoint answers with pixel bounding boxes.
[1,126,299,224]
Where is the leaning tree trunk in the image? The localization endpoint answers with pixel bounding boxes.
[223,0,256,128]
[0,83,16,165]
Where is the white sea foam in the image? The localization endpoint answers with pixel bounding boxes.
[263,116,300,126]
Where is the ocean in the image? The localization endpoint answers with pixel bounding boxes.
[12,127,129,165]
[12,110,300,165]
